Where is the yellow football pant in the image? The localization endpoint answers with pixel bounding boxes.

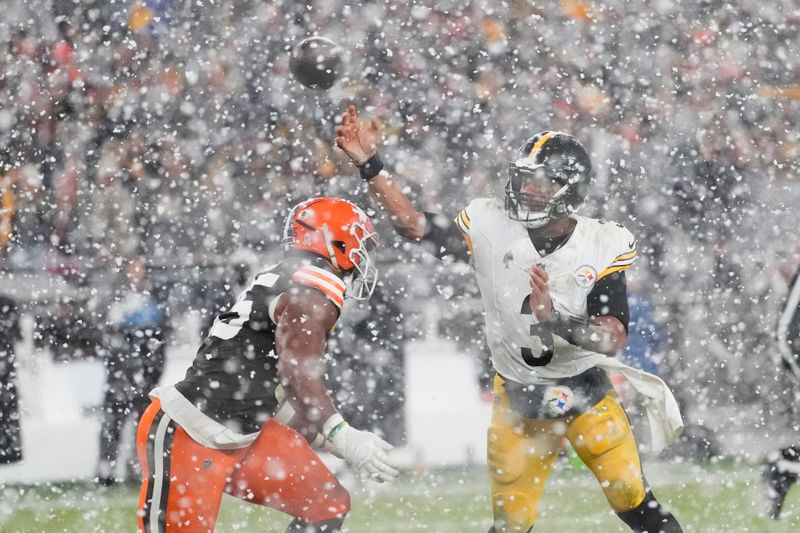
[488,375,646,532]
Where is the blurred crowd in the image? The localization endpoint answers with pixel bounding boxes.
[2,0,800,464]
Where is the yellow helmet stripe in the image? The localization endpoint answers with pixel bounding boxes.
[528,131,553,158]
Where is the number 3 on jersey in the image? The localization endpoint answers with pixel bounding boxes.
[520,297,555,367]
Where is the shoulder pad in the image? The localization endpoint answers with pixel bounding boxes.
[456,197,502,234]
[284,254,347,309]
[595,219,637,280]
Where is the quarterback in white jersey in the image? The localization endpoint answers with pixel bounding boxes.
[461,197,638,386]
[336,106,682,533]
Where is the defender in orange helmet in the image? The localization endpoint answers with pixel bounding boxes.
[135,197,396,533]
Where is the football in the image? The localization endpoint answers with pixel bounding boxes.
[289,36,342,91]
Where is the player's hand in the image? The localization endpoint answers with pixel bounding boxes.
[529,264,553,321]
[335,105,381,166]
[324,424,400,483]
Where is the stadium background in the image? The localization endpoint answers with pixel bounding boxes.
[2,0,800,530]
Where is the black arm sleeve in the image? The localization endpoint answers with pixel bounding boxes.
[418,211,471,263]
[587,271,629,333]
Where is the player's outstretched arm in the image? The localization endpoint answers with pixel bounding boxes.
[335,105,427,240]
[274,287,399,482]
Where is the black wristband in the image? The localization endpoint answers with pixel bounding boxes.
[358,152,384,181]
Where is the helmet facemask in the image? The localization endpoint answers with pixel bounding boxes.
[505,131,592,229]
[345,221,379,300]
[505,162,576,228]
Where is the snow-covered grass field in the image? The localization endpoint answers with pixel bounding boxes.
[2,461,799,532]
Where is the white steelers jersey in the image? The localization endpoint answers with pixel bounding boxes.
[454,198,637,385]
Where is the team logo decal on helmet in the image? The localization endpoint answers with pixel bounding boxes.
[505,131,592,228]
[283,197,379,300]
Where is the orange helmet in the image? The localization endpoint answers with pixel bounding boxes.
[283,197,378,299]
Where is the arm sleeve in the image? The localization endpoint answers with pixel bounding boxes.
[587,271,630,334]
[418,210,473,263]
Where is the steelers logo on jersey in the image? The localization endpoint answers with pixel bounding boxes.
[574,265,597,289]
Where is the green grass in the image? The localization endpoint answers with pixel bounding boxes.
[2,461,799,532]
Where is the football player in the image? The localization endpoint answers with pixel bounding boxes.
[135,197,399,533]
[764,261,800,519]
[335,106,683,533]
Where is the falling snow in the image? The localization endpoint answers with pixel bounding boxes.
[1,1,800,532]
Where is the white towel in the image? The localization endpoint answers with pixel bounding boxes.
[592,357,684,452]
[149,385,259,450]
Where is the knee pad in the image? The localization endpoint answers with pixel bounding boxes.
[488,423,552,531]
[569,396,646,511]
[492,491,536,533]
[323,483,351,517]
[488,424,535,530]
[605,479,647,512]
[569,396,630,458]
[487,424,526,485]
[301,482,350,523]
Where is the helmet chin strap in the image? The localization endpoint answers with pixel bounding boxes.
[519,183,574,228]
[520,215,551,229]
[320,223,340,270]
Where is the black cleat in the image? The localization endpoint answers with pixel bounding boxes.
[764,458,797,519]
[96,475,117,487]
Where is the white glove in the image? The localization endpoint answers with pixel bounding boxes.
[321,414,400,483]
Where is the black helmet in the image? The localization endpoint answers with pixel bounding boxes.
[505,131,592,228]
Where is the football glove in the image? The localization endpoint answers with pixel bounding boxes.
[321,414,399,483]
